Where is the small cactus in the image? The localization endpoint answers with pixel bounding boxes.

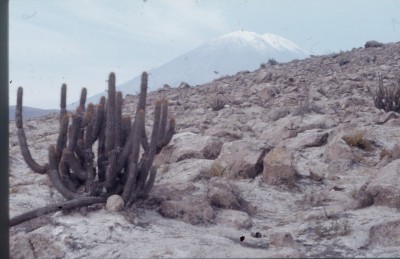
[373,73,400,113]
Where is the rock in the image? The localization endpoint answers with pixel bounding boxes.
[375,111,400,124]
[161,132,223,163]
[268,108,290,121]
[324,134,354,163]
[156,159,214,184]
[263,146,297,187]
[150,182,198,205]
[11,232,65,259]
[326,159,353,178]
[215,209,253,229]
[203,139,224,159]
[205,127,243,142]
[106,195,125,212]
[366,160,400,208]
[158,198,214,225]
[269,232,302,249]
[368,219,400,248]
[10,233,35,259]
[286,129,329,150]
[208,179,257,215]
[254,70,272,84]
[208,186,240,209]
[214,139,268,179]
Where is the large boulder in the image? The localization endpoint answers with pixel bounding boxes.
[215,209,253,229]
[106,195,125,212]
[263,146,297,187]
[158,198,214,225]
[214,139,268,179]
[366,160,400,208]
[11,232,66,259]
[157,132,223,164]
[207,179,257,216]
[368,219,400,248]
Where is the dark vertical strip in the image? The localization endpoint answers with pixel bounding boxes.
[0,1,9,258]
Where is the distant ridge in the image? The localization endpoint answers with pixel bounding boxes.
[9,106,59,121]
[71,30,308,108]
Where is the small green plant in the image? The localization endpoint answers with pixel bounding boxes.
[342,131,373,151]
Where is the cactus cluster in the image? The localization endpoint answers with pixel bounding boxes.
[15,72,175,207]
[373,73,400,113]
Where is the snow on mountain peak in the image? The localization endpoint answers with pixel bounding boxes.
[77,31,309,108]
[214,30,306,54]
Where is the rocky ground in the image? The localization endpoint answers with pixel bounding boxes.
[9,41,400,258]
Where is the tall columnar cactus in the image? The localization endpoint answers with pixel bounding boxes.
[14,72,175,218]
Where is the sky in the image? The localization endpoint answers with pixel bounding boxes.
[9,0,400,109]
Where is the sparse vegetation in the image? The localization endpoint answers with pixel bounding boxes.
[365,40,384,48]
[267,58,278,66]
[11,71,176,226]
[373,73,400,113]
[209,161,227,177]
[342,131,373,151]
[351,184,374,208]
[208,93,227,111]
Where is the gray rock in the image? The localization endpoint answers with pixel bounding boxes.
[161,132,223,163]
[263,146,297,187]
[214,139,268,179]
[366,160,400,208]
[106,195,125,212]
[215,209,253,229]
[368,219,400,248]
[11,232,65,259]
[269,232,302,249]
[158,198,214,225]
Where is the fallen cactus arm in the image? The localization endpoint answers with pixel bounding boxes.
[10,197,107,227]
[10,71,175,227]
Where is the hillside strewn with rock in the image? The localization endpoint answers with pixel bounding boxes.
[9,41,400,258]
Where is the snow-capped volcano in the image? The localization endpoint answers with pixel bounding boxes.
[75,31,308,107]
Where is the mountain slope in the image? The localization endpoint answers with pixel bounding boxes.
[75,31,308,108]
[9,106,59,120]
[10,41,400,258]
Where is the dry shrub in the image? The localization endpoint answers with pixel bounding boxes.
[342,131,373,151]
[208,94,226,111]
[365,40,384,48]
[209,161,227,177]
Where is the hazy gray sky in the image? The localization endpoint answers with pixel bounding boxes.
[10,0,400,109]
